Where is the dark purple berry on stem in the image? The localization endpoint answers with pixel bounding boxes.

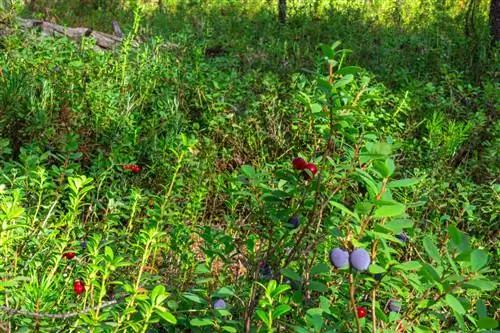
[350,248,371,271]
[329,248,349,269]
[396,232,409,242]
[389,300,402,312]
[288,215,300,228]
[213,299,226,310]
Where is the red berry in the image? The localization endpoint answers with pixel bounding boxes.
[131,165,141,173]
[73,280,85,295]
[292,157,307,170]
[357,306,367,318]
[302,163,318,179]
[122,165,131,170]
[63,252,76,259]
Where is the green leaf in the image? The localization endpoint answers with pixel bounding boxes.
[183,292,206,304]
[270,284,291,298]
[373,202,405,218]
[423,237,441,263]
[308,281,329,293]
[447,225,464,252]
[470,249,488,272]
[332,74,354,89]
[190,318,213,327]
[311,103,322,113]
[222,326,238,333]
[383,218,413,233]
[337,66,363,75]
[255,309,269,325]
[155,309,177,324]
[311,263,330,276]
[445,294,465,314]
[476,300,487,318]
[464,279,497,291]
[394,261,422,271]
[388,178,420,188]
[420,263,441,282]
[272,304,291,318]
[281,268,301,281]
[213,287,235,298]
[368,264,385,274]
[330,201,360,222]
[240,165,256,179]
[477,318,499,329]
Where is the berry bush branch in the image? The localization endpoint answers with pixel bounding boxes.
[0,293,128,319]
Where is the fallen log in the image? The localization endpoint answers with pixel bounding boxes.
[3,17,138,50]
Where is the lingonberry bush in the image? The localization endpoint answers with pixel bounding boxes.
[0,3,497,328]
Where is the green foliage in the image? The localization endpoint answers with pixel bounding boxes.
[0,0,498,332]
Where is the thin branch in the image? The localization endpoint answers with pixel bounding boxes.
[0,294,128,319]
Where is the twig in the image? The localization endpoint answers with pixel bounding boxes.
[0,293,128,319]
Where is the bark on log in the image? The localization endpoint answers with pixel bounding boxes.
[2,17,138,50]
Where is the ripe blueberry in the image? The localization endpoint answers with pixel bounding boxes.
[373,273,383,282]
[329,248,349,269]
[73,280,85,295]
[302,163,318,179]
[81,241,87,251]
[389,300,402,312]
[357,306,367,318]
[213,299,226,310]
[63,252,76,259]
[292,157,307,170]
[260,262,273,280]
[396,232,409,242]
[288,215,300,228]
[349,248,371,271]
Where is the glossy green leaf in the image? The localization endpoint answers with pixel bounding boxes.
[190,318,213,327]
[423,237,441,263]
[213,287,235,297]
[272,304,291,318]
[445,294,465,314]
[477,318,498,329]
[373,202,405,218]
[311,263,330,276]
[281,268,301,281]
[155,309,177,324]
[388,178,419,188]
[470,249,488,272]
[308,281,329,293]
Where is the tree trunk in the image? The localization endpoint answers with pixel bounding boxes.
[490,0,500,42]
[278,0,286,24]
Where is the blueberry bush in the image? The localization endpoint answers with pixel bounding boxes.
[0,0,498,332]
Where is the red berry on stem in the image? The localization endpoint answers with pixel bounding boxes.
[63,252,76,259]
[73,280,85,295]
[292,157,307,170]
[122,165,130,170]
[302,163,318,179]
[357,306,367,318]
[131,165,141,173]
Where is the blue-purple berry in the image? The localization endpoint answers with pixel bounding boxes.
[213,299,226,310]
[329,248,349,269]
[373,273,383,281]
[260,262,273,280]
[396,232,409,242]
[389,300,402,312]
[349,248,371,271]
[288,215,300,228]
[81,240,87,251]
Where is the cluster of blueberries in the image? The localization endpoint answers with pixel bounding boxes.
[329,248,371,271]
